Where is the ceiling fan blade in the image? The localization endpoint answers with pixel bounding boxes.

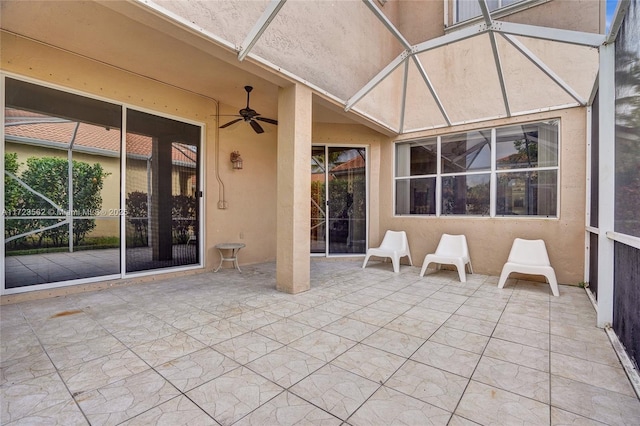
[249,120,264,134]
[255,117,278,125]
[219,118,243,129]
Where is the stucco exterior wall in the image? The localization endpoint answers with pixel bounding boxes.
[1,32,279,270]
[383,108,587,285]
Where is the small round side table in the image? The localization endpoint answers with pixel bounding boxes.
[214,242,246,272]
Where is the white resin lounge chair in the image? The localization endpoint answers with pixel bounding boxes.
[498,238,559,296]
[362,230,413,273]
[420,234,473,282]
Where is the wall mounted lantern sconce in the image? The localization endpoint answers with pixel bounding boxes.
[230,151,243,170]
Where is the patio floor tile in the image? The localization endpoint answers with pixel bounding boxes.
[1,261,638,425]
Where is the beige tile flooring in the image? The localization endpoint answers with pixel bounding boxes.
[1,260,640,425]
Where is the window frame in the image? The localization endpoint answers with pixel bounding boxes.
[394,119,560,219]
[2,72,206,295]
[448,0,550,28]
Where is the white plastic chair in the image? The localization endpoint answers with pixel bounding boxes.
[419,234,473,282]
[362,230,413,273]
[498,238,559,297]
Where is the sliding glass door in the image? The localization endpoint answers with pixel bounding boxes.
[3,77,203,293]
[3,78,121,289]
[311,146,367,256]
[125,110,201,273]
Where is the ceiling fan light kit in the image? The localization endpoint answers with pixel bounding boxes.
[220,86,278,134]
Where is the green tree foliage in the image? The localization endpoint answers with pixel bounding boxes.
[125,191,197,246]
[4,153,25,245]
[125,191,149,247]
[5,156,109,247]
[172,194,197,244]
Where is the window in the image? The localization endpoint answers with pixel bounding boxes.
[395,139,437,215]
[395,120,559,217]
[455,0,527,24]
[3,77,203,293]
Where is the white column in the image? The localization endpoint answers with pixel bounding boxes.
[597,42,615,328]
[276,84,312,294]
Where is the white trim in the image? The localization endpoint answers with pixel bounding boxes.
[585,106,592,283]
[399,61,409,134]
[490,127,497,217]
[2,274,122,296]
[478,0,493,26]
[586,226,599,234]
[596,42,615,328]
[413,23,489,55]
[444,0,449,28]
[410,56,451,126]
[605,326,640,400]
[120,107,128,277]
[244,55,342,104]
[238,0,287,61]
[502,34,586,105]
[607,0,631,44]
[363,0,412,49]
[489,31,511,117]
[493,21,606,47]
[606,231,640,251]
[1,75,5,292]
[348,106,400,134]
[436,135,442,216]
[401,103,579,133]
[449,0,550,28]
[346,52,409,112]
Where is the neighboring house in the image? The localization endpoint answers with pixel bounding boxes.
[1,0,639,368]
[4,108,198,241]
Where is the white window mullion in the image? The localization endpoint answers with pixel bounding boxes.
[436,136,442,217]
[489,128,496,217]
[120,107,128,278]
[1,75,5,294]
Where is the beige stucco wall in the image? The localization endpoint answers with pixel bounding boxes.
[383,108,587,285]
[1,32,279,270]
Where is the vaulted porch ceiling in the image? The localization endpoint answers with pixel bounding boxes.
[137,0,605,133]
[1,0,607,135]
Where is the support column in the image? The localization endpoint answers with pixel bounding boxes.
[276,84,312,293]
[597,42,615,328]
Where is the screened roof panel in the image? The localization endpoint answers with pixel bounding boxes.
[88,0,604,134]
[154,0,269,47]
[252,0,406,100]
[513,36,599,101]
[402,60,449,131]
[416,34,508,124]
[497,36,577,112]
[354,63,404,130]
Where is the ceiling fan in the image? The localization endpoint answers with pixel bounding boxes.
[219,86,278,134]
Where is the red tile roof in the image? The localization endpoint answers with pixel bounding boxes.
[5,109,196,165]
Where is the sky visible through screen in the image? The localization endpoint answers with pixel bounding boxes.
[607,0,620,32]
